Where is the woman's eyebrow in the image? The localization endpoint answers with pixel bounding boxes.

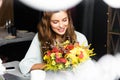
[51,20,58,22]
[51,17,68,21]
[63,17,68,19]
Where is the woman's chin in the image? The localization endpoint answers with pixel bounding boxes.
[56,31,66,36]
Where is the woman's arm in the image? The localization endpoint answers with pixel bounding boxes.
[19,33,44,76]
[31,63,46,70]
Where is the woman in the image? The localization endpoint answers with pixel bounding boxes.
[19,10,88,79]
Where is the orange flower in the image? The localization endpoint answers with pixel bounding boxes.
[66,44,74,50]
[79,51,84,58]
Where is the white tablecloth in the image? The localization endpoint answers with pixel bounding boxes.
[0,28,35,47]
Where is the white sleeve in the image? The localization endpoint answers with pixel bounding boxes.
[19,33,43,76]
[75,31,88,46]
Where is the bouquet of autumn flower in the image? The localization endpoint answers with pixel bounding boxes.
[43,40,95,71]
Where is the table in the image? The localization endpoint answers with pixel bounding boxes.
[0,27,35,47]
[3,61,30,80]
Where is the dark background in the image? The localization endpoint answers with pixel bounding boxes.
[0,0,108,62]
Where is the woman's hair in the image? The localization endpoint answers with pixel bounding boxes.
[37,10,77,53]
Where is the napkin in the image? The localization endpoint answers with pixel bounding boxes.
[0,58,6,75]
[30,70,46,80]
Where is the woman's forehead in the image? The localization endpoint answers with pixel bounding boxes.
[50,11,68,20]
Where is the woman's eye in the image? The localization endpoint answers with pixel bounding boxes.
[52,21,58,24]
[63,19,67,22]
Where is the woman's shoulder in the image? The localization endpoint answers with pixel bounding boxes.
[75,31,86,37]
[31,32,40,44]
[34,33,39,39]
[75,31,88,46]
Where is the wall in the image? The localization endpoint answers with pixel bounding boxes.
[14,0,43,32]
[92,0,107,60]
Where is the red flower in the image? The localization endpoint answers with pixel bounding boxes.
[55,58,60,63]
[55,58,67,63]
[47,51,51,56]
[52,47,59,53]
[59,58,67,63]
[66,44,74,50]
[79,51,84,58]
[55,53,60,58]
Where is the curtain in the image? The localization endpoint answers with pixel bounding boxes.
[82,0,95,43]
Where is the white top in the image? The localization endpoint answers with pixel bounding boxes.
[19,31,88,76]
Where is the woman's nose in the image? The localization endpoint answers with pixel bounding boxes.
[59,22,64,28]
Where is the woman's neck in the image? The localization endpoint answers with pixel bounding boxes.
[55,35,63,42]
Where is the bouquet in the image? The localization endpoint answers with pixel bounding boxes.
[43,40,95,71]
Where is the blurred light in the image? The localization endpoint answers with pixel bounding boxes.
[103,0,120,8]
[19,0,82,11]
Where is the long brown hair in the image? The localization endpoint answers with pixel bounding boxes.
[37,10,77,53]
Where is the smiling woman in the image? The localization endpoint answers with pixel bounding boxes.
[19,0,82,11]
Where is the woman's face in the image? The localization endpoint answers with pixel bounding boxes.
[50,11,69,36]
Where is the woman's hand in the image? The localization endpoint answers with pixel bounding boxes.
[31,63,46,70]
